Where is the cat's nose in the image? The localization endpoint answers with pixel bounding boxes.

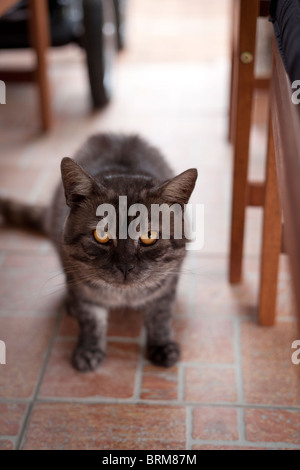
[116,264,135,279]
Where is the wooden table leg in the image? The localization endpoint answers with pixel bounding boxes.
[229,0,260,283]
[258,115,282,326]
[28,0,52,131]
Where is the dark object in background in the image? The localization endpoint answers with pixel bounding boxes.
[113,0,126,50]
[0,0,127,108]
[269,0,300,85]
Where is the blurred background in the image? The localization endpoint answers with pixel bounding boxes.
[0,0,265,254]
[0,0,299,451]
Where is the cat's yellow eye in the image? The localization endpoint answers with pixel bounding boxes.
[94,229,111,244]
[140,230,158,246]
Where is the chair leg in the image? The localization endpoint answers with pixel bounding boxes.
[28,0,52,131]
[228,0,238,144]
[258,116,282,326]
[229,0,260,283]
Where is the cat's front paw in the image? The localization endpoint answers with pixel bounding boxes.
[72,345,105,372]
[147,341,180,368]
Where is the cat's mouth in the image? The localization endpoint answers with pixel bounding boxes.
[95,278,140,290]
[96,271,152,289]
[115,280,135,288]
[113,275,146,288]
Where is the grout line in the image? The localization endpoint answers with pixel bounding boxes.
[56,335,141,344]
[0,310,256,321]
[189,438,300,450]
[185,405,193,451]
[177,363,185,402]
[173,311,255,320]
[234,317,245,404]
[237,407,245,442]
[16,307,64,450]
[32,397,300,411]
[15,401,31,448]
[180,362,236,368]
[0,436,18,441]
[0,310,57,318]
[132,356,144,401]
[0,398,31,404]
[132,328,145,400]
[0,436,18,449]
[276,316,298,323]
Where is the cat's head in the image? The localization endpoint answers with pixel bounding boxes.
[60,157,197,288]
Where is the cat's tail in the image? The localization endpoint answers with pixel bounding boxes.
[0,197,47,234]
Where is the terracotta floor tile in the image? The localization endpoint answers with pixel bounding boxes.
[58,315,78,337]
[0,440,14,450]
[141,364,178,400]
[39,340,139,398]
[23,403,186,450]
[0,252,64,315]
[31,169,60,206]
[241,320,300,406]
[58,313,79,338]
[104,308,143,338]
[0,317,54,398]
[0,228,51,254]
[2,252,59,270]
[59,307,143,338]
[0,403,27,436]
[276,257,298,319]
[193,256,296,320]
[194,257,258,309]
[245,409,300,444]
[174,296,191,316]
[193,406,239,441]
[0,167,43,201]
[175,260,194,316]
[126,0,230,61]
[174,317,235,363]
[184,366,237,403]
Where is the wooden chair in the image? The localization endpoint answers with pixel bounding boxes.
[229,0,300,325]
[0,0,52,131]
[260,35,300,324]
[229,0,271,284]
[229,0,278,326]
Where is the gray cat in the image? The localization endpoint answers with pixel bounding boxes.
[0,134,197,371]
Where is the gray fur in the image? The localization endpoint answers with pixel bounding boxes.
[0,134,197,371]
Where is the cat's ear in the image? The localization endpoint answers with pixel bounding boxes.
[61,157,97,207]
[151,168,198,205]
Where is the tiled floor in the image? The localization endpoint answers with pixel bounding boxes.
[0,0,300,450]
